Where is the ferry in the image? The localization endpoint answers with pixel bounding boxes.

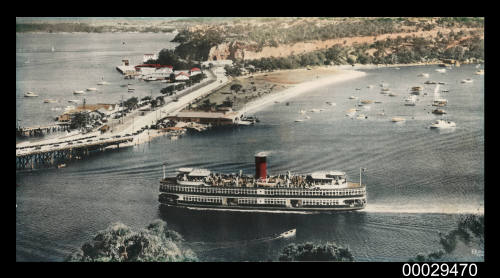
[159,154,367,212]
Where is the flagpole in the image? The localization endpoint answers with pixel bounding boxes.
[359,168,362,186]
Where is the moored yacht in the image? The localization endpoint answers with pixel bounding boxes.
[430,119,456,129]
[404,95,417,106]
[24,91,38,97]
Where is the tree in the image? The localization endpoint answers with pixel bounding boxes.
[279,242,354,262]
[69,112,89,130]
[230,83,243,93]
[123,97,138,110]
[67,220,197,262]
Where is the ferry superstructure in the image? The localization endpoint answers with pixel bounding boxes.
[159,154,367,212]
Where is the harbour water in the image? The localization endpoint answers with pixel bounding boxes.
[16,33,484,262]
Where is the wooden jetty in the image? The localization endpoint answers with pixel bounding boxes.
[16,123,70,137]
[16,137,133,170]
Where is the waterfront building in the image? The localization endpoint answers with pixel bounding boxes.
[166,110,239,126]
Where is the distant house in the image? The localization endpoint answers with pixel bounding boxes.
[175,72,191,81]
[100,125,110,133]
[167,110,239,126]
[57,113,71,122]
[190,67,202,76]
[143,53,157,63]
[201,60,233,68]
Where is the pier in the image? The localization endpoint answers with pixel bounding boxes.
[16,123,70,138]
[16,137,133,170]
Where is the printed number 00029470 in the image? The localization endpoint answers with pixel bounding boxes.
[402,263,478,277]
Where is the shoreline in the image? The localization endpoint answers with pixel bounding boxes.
[238,69,366,115]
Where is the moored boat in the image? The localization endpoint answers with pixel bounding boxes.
[73,90,85,95]
[432,109,446,115]
[391,117,405,122]
[430,119,456,129]
[404,95,417,106]
[24,91,38,97]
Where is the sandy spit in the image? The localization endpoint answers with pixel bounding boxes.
[239,69,366,115]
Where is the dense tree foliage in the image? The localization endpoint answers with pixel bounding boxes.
[408,214,483,262]
[67,220,197,262]
[69,112,89,129]
[279,242,354,262]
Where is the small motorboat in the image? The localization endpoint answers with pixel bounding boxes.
[404,95,417,106]
[349,96,358,100]
[432,99,448,107]
[424,80,437,85]
[278,229,296,239]
[367,85,374,88]
[388,93,398,97]
[57,163,66,169]
[86,88,98,91]
[97,81,109,85]
[391,117,405,122]
[43,99,57,103]
[73,90,85,95]
[430,119,456,129]
[438,82,446,85]
[345,108,356,117]
[418,73,430,78]
[356,114,367,120]
[435,68,447,73]
[461,78,473,84]
[326,102,336,106]
[24,91,38,97]
[238,120,255,125]
[144,76,157,82]
[68,100,79,104]
[299,110,306,114]
[310,108,321,113]
[294,119,304,122]
[475,70,484,75]
[360,100,373,104]
[432,109,447,115]
[411,86,423,91]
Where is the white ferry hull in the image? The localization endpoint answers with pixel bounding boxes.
[159,200,366,213]
[159,184,367,213]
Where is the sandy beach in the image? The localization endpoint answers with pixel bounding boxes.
[239,68,366,115]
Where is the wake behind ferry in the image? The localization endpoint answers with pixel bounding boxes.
[159,153,367,212]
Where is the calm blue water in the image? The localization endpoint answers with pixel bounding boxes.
[16,33,484,262]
